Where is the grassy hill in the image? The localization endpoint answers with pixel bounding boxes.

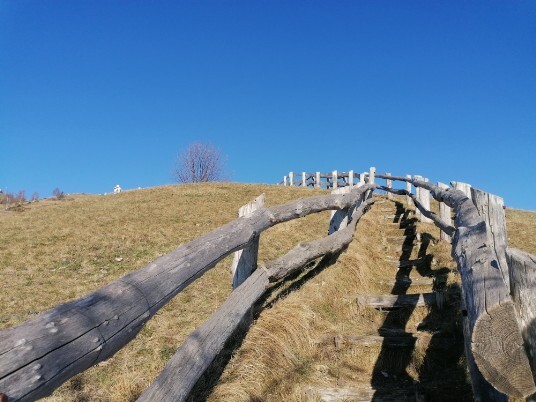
[0,183,533,401]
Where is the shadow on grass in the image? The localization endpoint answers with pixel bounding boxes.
[187,252,343,401]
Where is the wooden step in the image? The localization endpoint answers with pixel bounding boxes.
[382,215,403,219]
[326,333,456,349]
[386,243,418,252]
[304,376,469,402]
[380,277,434,287]
[304,384,422,402]
[384,226,417,234]
[386,235,419,244]
[384,221,417,228]
[357,293,443,309]
[386,258,425,268]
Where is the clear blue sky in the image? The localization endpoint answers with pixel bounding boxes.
[1,1,535,209]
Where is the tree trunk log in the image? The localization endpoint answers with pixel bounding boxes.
[471,187,509,293]
[412,178,535,398]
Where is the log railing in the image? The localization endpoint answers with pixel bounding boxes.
[283,168,536,400]
[373,172,536,400]
[0,183,374,401]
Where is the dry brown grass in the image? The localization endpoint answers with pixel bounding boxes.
[0,183,327,401]
[1,184,534,401]
[206,196,468,401]
[506,207,536,255]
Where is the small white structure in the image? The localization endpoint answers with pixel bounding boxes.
[113,185,122,194]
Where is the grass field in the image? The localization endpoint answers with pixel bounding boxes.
[0,183,533,401]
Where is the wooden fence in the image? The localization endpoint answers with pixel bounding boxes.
[282,168,536,400]
[0,183,374,401]
[2,168,536,401]
[279,169,371,189]
[373,172,536,401]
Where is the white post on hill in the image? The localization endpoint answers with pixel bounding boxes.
[332,170,338,190]
[438,182,452,242]
[405,175,413,207]
[386,172,392,200]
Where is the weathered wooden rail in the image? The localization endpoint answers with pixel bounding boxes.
[0,182,374,401]
[284,168,536,400]
[374,172,536,400]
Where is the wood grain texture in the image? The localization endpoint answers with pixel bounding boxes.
[0,185,373,401]
[231,194,265,288]
[507,247,536,380]
[412,177,535,398]
[357,293,440,308]
[328,186,354,234]
[471,187,509,292]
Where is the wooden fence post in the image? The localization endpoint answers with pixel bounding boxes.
[437,182,452,242]
[385,172,392,200]
[315,172,320,189]
[348,170,354,187]
[471,188,509,293]
[359,172,366,185]
[451,181,472,198]
[507,247,536,383]
[367,167,375,199]
[332,170,338,190]
[289,172,294,187]
[420,178,432,223]
[405,175,413,207]
[302,172,307,187]
[414,175,422,220]
[283,176,287,186]
[328,186,362,234]
[231,194,265,288]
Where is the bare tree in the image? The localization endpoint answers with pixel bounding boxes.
[174,142,226,183]
[52,187,65,200]
[15,190,25,204]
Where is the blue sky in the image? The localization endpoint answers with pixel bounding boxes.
[1,1,535,209]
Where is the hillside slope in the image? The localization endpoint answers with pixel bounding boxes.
[0,183,533,401]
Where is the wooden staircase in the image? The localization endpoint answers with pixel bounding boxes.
[305,198,471,402]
